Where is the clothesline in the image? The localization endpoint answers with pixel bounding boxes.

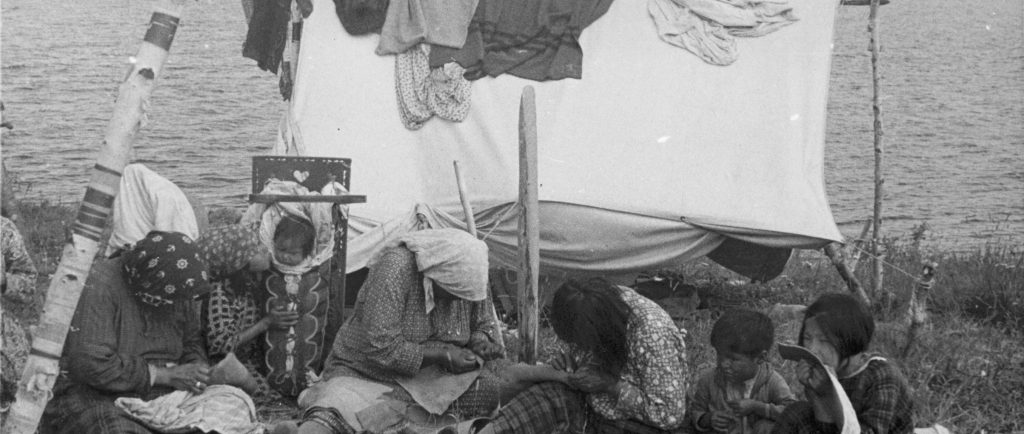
[846,242,928,283]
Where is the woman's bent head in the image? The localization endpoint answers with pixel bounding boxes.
[550,278,630,375]
[798,293,875,366]
[122,231,211,308]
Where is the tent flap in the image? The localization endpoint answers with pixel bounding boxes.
[293,0,843,275]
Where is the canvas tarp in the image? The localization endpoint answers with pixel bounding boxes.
[288,0,843,276]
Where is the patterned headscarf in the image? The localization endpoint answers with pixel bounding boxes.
[197,224,268,280]
[122,231,211,308]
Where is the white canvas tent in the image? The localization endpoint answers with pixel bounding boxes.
[287,0,843,278]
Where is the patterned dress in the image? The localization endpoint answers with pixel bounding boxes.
[303,245,505,433]
[487,286,688,433]
[1,216,37,408]
[197,225,279,403]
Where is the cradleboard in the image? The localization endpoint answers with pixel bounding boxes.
[262,268,330,397]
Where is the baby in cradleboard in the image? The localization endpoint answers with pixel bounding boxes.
[689,309,797,434]
[773,293,915,434]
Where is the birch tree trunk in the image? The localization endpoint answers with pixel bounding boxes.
[3,2,187,432]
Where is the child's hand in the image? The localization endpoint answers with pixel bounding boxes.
[796,360,831,397]
[265,305,299,330]
[727,399,761,417]
[708,410,737,432]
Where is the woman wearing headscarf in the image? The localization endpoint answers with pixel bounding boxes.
[197,224,292,404]
[41,231,257,434]
[287,228,507,434]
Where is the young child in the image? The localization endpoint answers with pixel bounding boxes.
[272,214,317,267]
[774,293,914,433]
[690,309,796,434]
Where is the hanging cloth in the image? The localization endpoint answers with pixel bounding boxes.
[431,0,614,81]
[243,0,291,73]
[395,44,472,130]
[375,0,479,55]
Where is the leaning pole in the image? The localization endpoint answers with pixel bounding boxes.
[868,0,885,298]
[3,1,187,432]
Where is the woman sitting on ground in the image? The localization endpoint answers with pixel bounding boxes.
[42,231,257,434]
[479,277,688,433]
[198,221,299,403]
[290,228,507,434]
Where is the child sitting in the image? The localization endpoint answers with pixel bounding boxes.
[690,309,796,434]
[773,293,914,433]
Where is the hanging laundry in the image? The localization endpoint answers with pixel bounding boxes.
[649,0,797,66]
[334,0,390,35]
[396,44,472,130]
[243,0,291,73]
[376,0,479,56]
[430,0,613,82]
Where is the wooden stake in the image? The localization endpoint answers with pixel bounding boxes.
[902,262,937,357]
[3,2,187,432]
[453,160,504,349]
[517,87,540,364]
[453,161,478,238]
[823,243,871,306]
[846,219,873,274]
[869,0,885,298]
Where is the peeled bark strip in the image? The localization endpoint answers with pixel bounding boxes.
[517,86,540,364]
[3,2,187,432]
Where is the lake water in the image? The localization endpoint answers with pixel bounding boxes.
[2,0,1022,252]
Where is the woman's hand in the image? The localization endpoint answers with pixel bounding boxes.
[264,305,299,330]
[796,360,831,398]
[568,367,618,394]
[152,363,211,394]
[469,339,504,361]
[549,350,578,373]
[446,348,481,374]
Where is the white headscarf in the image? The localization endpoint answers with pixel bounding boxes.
[396,228,488,313]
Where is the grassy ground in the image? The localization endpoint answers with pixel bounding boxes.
[6,199,1022,433]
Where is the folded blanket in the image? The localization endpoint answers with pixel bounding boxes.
[114,385,260,434]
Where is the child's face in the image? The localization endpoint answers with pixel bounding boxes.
[715,349,760,384]
[802,317,840,369]
[274,236,307,266]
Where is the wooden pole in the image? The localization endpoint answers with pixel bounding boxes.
[517,87,540,364]
[3,2,187,432]
[902,261,937,357]
[453,161,478,238]
[453,160,504,349]
[869,0,885,299]
[846,219,873,274]
[823,243,871,306]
